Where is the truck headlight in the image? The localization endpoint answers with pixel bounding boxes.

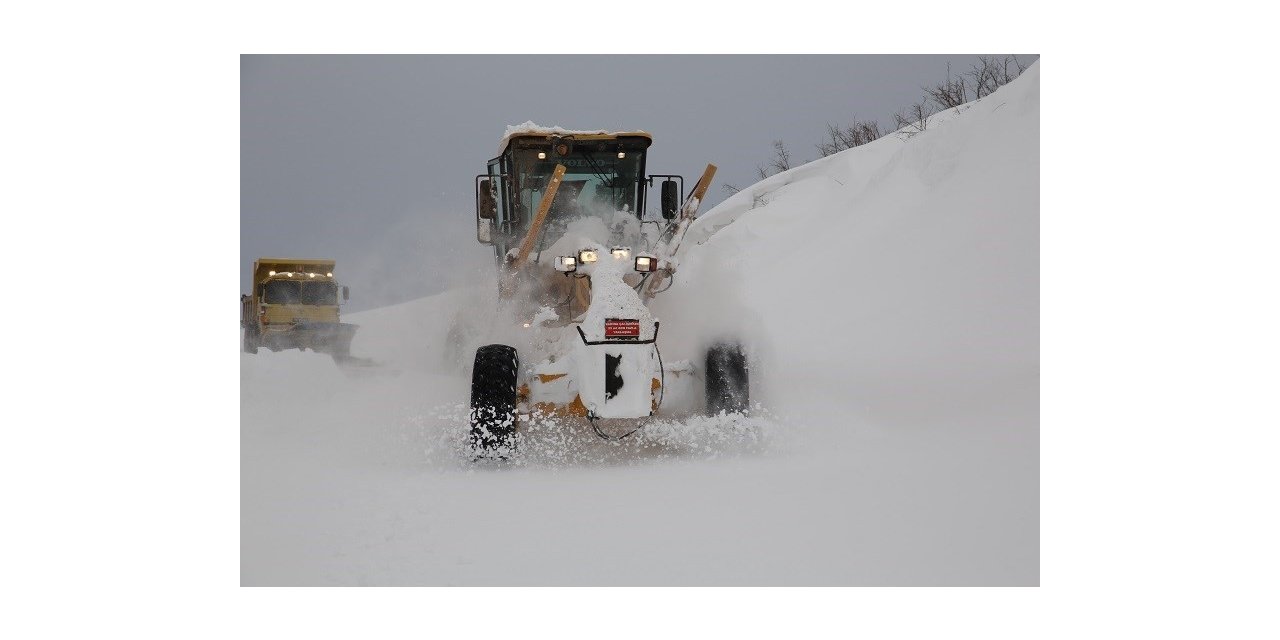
[611,247,630,259]
[634,255,657,272]
[555,256,577,272]
[578,250,598,264]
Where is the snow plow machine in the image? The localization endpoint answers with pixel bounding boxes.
[468,126,749,458]
[241,258,360,363]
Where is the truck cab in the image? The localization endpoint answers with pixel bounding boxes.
[241,258,355,356]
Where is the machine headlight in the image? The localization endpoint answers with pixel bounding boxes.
[268,270,276,276]
[555,256,577,272]
[634,255,657,272]
[611,247,630,260]
[578,250,599,263]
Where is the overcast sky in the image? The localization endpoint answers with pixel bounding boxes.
[242,55,1036,311]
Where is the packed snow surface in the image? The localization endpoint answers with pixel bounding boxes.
[242,64,1039,585]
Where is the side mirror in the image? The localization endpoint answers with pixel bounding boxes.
[478,178,497,220]
[477,218,494,244]
[661,179,679,219]
[342,286,350,302]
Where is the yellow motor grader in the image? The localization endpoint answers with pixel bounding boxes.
[468,126,749,457]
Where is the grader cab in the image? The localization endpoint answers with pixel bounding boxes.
[474,129,683,265]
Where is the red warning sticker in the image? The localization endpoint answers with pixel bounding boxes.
[604,318,641,338]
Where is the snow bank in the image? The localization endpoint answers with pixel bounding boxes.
[657,62,1039,425]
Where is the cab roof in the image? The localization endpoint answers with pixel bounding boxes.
[253,258,336,283]
[496,122,652,156]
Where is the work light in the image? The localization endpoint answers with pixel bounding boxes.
[555,256,577,273]
[611,247,630,260]
[634,255,657,272]
[578,250,599,264]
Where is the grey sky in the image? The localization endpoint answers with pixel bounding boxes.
[242,54,1035,311]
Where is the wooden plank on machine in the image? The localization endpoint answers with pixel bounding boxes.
[510,163,567,271]
[680,163,717,219]
[641,163,716,302]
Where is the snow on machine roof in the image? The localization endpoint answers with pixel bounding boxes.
[496,121,651,156]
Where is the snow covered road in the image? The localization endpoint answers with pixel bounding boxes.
[241,354,1035,585]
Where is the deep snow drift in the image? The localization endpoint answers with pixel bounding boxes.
[241,63,1039,585]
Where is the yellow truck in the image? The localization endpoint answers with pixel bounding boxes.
[241,258,356,357]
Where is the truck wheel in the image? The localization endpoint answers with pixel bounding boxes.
[705,341,749,415]
[243,328,259,354]
[470,344,519,456]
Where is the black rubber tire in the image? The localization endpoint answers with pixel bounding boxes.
[243,327,259,354]
[470,344,520,455]
[705,342,749,415]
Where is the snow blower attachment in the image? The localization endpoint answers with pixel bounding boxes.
[467,126,748,458]
[241,258,368,367]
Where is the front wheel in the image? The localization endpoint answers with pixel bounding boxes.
[470,344,519,457]
[705,341,749,415]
